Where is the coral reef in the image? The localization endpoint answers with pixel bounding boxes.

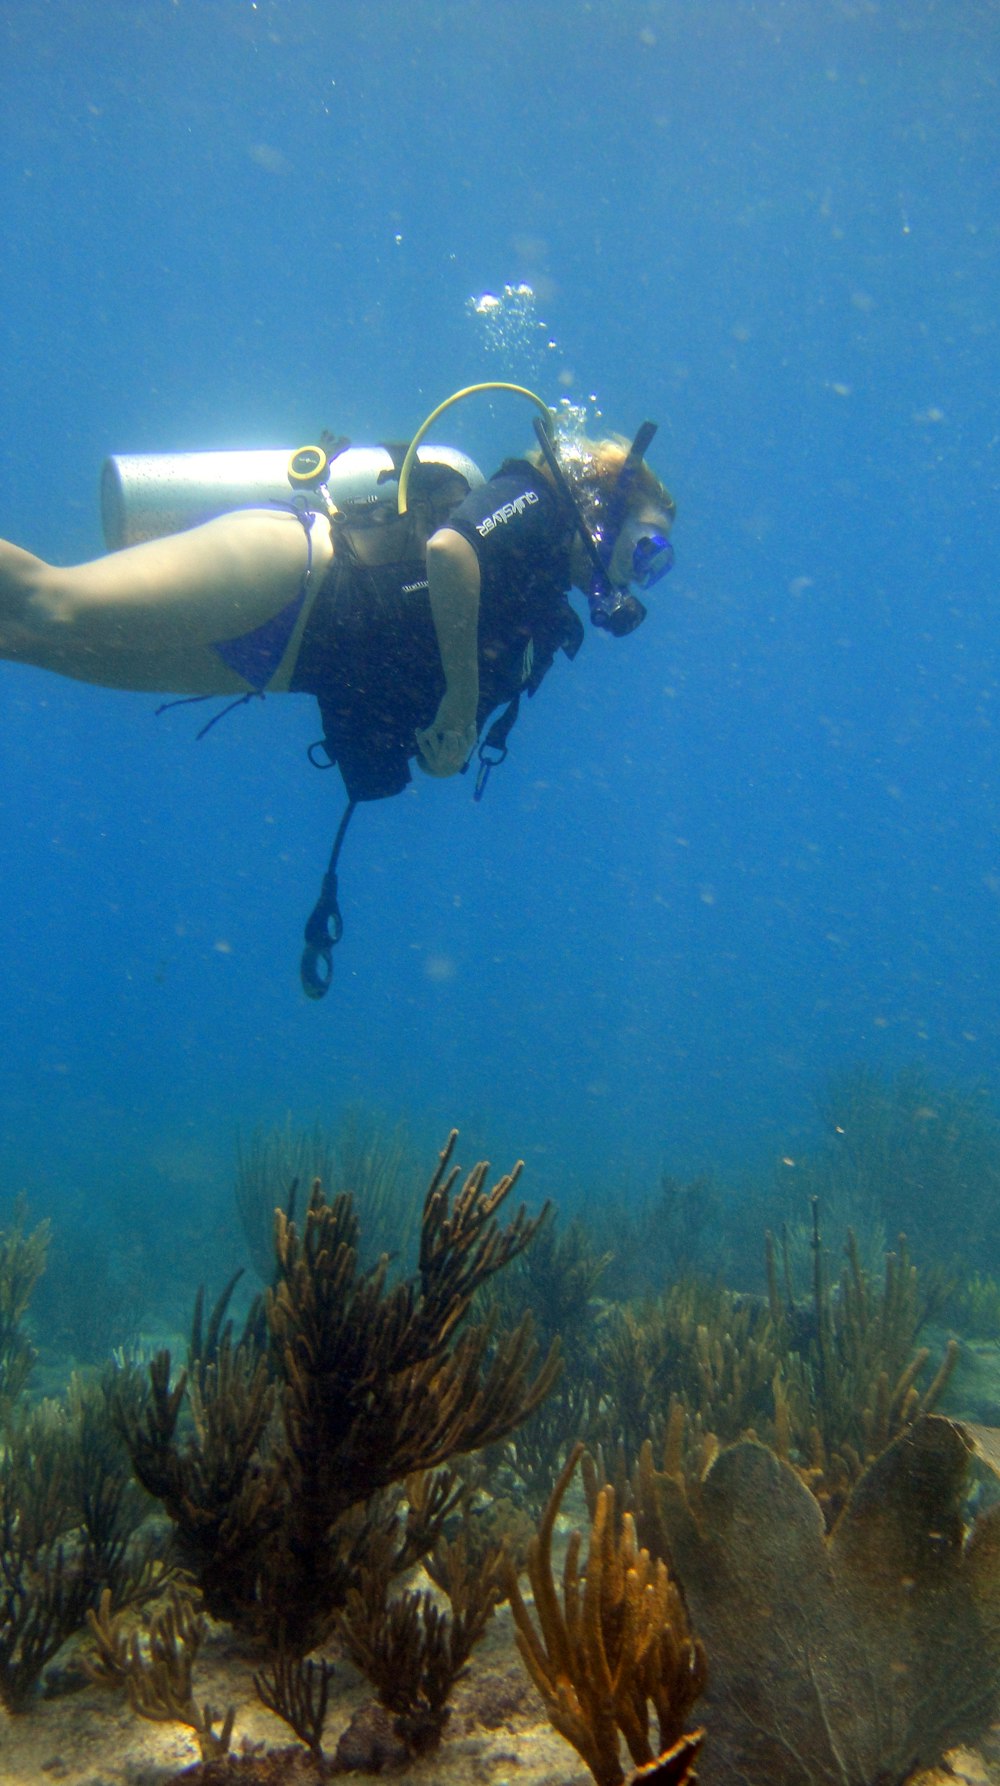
[589,1169,733,1301]
[0,1194,49,1412]
[123,1133,560,1654]
[637,1415,1000,1786]
[592,1213,955,1524]
[87,1584,235,1759]
[766,1211,958,1523]
[507,1441,706,1786]
[0,1359,163,1711]
[337,1521,506,1757]
[597,1279,785,1467]
[234,1108,419,1286]
[484,1213,613,1507]
[31,1216,153,1363]
[948,1269,1000,1340]
[804,1062,1000,1268]
[253,1648,333,1759]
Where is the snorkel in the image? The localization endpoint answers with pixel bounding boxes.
[395,381,673,637]
[532,416,672,635]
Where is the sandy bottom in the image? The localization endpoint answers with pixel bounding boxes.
[3,1604,1000,1786]
[0,1605,592,1786]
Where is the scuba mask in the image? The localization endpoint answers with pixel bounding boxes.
[621,516,675,590]
[532,417,673,635]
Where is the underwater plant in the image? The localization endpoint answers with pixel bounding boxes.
[87,1584,235,1761]
[483,1212,613,1507]
[234,1106,419,1285]
[123,1133,561,1655]
[0,1194,49,1414]
[635,1415,1000,1786]
[508,1441,706,1786]
[337,1521,507,1758]
[804,1062,1000,1269]
[0,1358,164,1711]
[765,1210,957,1523]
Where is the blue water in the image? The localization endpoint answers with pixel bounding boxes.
[1,2,998,1267]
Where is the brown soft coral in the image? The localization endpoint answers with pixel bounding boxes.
[642,1415,1000,1786]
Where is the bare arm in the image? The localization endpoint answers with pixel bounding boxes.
[415,527,481,776]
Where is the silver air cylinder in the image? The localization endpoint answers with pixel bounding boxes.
[100,444,485,550]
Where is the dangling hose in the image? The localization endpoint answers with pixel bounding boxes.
[300,798,356,999]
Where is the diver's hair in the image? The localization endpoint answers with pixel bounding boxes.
[527,431,676,536]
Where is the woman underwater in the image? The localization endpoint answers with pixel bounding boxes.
[0,396,676,993]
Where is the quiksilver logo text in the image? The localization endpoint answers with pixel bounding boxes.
[476,490,539,537]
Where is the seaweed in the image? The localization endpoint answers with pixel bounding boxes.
[122,1133,560,1654]
[337,1520,506,1757]
[87,1584,235,1760]
[253,1647,334,1759]
[0,1359,170,1711]
[0,1194,49,1414]
[507,1441,706,1786]
[638,1415,1000,1786]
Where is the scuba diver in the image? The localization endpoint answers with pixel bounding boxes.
[0,385,676,997]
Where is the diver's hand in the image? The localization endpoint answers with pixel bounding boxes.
[415,703,478,777]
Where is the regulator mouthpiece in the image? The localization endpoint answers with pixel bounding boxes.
[588,585,648,636]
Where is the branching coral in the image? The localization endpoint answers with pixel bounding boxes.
[483,1214,613,1507]
[0,1361,168,1711]
[126,1333,281,1627]
[594,1213,954,1528]
[599,1281,786,1467]
[766,1211,958,1522]
[507,1441,706,1786]
[235,1107,420,1286]
[122,1133,560,1654]
[338,1522,506,1757]
[87,1585,235,1760]
[253,1647,333,1758]
[0,1195,49,1413]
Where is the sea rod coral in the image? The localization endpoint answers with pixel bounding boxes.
[122,1132,561,1656]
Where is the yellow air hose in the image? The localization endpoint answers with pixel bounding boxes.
[396,382,554,514]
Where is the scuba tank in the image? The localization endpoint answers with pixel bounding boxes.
[100,443,485,550]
